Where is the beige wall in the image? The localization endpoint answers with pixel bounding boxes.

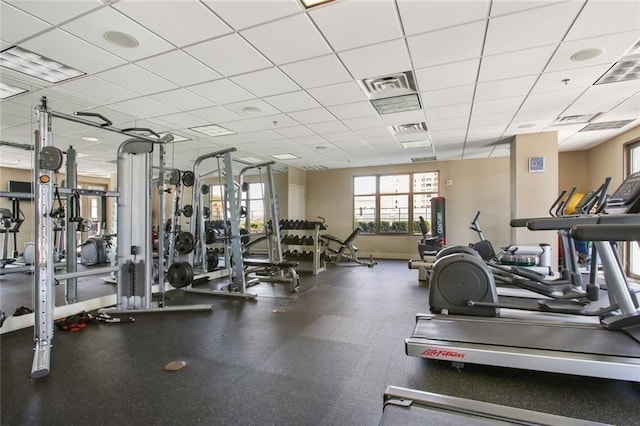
[306,158,512,259]
[587,125,640,191]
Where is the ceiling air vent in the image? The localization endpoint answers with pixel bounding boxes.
[580,120,635,131]
[390,122,428,135]
[411,156,437,163]
[303,165,328,170]
[359,71,422,114]
[595,39,640,85]
[554,113,602,125]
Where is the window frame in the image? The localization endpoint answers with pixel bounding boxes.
[626,140,640,279]
[353,171,439,236]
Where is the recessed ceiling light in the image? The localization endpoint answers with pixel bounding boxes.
[103,31,140,48]
[401,140,431,149]
[518,123,537,129]
[271,153,300,160]
[190,124,236,137]
[301,0,334,8]
[315,146,328,150]
[242,106,262,115]
[0,82,28,99]
[82,136,99,142]
[570,48,604,62]
[0,46,85,83]
[580,120,635,131]
[411,156,437,163]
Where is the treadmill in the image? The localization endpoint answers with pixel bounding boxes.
[406,172,640,382]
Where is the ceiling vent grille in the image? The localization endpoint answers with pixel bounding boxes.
[580,120,635,131]
[359,71,417,99]
[411,156,437,163]
[595,39,640,85]
[390,122,428,135]
[303,165,328,170]
[554,113,602,125]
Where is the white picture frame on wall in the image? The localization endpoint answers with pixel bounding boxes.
[528,156,545,173]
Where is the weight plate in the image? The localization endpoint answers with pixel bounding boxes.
[203,206,210,219]
[169,169,181,186]
[167,261,193,288]
[205,228,216,245]
[201,184,209,194]
[182,171,195,187]
[182,204,193,218]
[175,231,195,255]
[240,228,250,245]
[207,250,219,270]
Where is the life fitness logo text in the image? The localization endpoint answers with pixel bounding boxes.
[422,348,465,359]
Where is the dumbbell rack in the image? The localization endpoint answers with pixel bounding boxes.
[281,220,326,275]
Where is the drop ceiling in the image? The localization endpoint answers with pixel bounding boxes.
[1,0,639,177]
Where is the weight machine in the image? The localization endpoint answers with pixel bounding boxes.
[28,97,210,379]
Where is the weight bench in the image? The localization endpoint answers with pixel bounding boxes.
[320,228,376,267]
[243,258,300,293]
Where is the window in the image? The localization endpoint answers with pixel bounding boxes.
[628,141,640,278]
[206,182,265,232]
[354,172,439,235]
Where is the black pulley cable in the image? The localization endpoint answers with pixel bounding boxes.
[49,185,65,218]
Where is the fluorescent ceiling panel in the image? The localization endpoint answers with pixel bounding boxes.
[371,94,421,114]
[190,124,236,137]
[0,46,84,83]
[271,153,300,160]
[0,81,27,99]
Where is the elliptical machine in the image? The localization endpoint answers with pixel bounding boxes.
[429,173,640,317]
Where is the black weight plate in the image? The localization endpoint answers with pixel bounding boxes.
[169,169,181,186]
[201,184,209,194]
[167,261,193,288]
[203,206,210,219]
[207,250,219,270]
[182,204,193,218]
[175,231,195,254]
[205,228,216,245]
[182,171,195,187]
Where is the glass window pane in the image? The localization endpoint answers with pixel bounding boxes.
[630,143,640,277]
[249,182,264,199]
[413,172,438,192]
[354,176,376,195]
[413,193,436,235]
[379,194,408,233]
[380,175,409,194]
[354,195,376,233]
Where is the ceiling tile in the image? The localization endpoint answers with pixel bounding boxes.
[280,55,351,89]
[470,111,514,127]
[231,67,299,97]
[188,79,254,105]
[136,51,221,87]
[474,75,538,101]
[113,1,231,47]
[96,64,178,95]
[415,59,480,91]
[342,116,385,131]
[190,106,242,123]
[327,102,377,120]
[421,85,475,108]
[149,89,213,112]
[219,119,264,133]
[287,108,335,124]
[427,117,469,131]
[546,31,640,73]
[58,76,138,103]
[532,63,613,94]
[339,39,411,80]
[484,2,582,56]
[253,114,299,128]
[397,0,489,35]
[21,28,126,74]
[306,81,368,106]
[306,120,349,134]
[241,14,330,65]
[263,91,320,112]
[113,96,180,119]
[479,44,556,82]
[223,99,281,118]
[514,88,584,121]
[309,0,402,51]
[202,0,302,31]
[239,130,283,143]
[472,96,524,116]
[0,2,51,43]
[407,21,485,68]
[563,79,640,116]
[274,125,315,138]
[380,109,426,126]
[566,0,640,41]
[184,33,271,77]
[490,1,561,17]
[323,131,359,143]
[6,0,102,26]
[152,112,209,129]
[426,103,472,121]
[61,7,174,61]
